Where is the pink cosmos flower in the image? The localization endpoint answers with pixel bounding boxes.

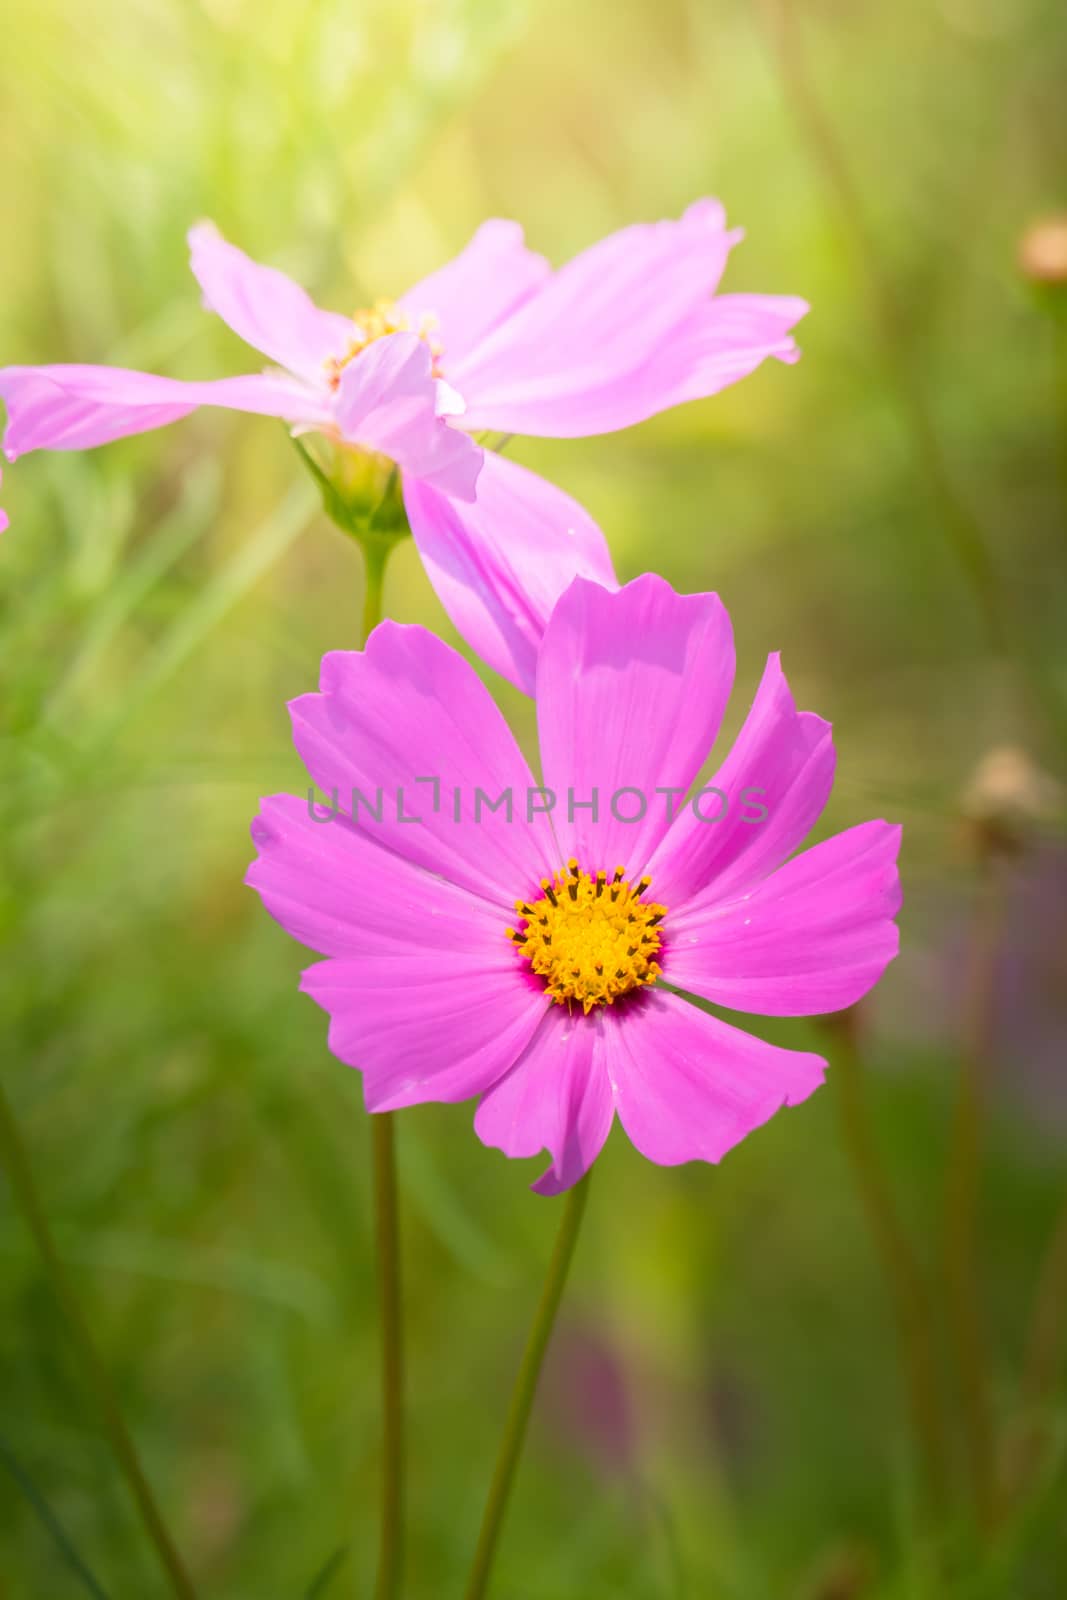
[246,575,901,1194]
[0,205,806,690]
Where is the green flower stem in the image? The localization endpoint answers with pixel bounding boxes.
[759,4,1067,752]
[463,1170,593,1600]
[358,535,404,1600]
[0,1430,112,1599]
[756,0,1005,651]
[830,1017,949,1521]
[293,429,408,1598]
[944,856,1006,1534]
[1054,308,1067,525]
[0,1079,196,1600]
[1004,1180,1067,1506]
[361,536,391,652]
[371,1111,403,1600]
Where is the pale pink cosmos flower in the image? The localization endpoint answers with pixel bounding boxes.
[246,575,901,1194]
[1,205,806,690]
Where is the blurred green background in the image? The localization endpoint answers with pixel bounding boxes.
[3,0,1067,1595]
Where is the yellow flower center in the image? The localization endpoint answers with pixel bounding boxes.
[325,299,444,387]
[508,859,667,1014]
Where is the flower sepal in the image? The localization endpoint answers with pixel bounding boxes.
[292,433,411,548]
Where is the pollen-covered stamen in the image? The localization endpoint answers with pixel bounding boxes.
[325,299,445,388]
[507,858,667,1014]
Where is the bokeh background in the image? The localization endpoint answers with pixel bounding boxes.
[2,0,1067,1595]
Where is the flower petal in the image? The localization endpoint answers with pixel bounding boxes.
[622,294,808,421]
[403,450,616,695]
[452,201,795,436]
[287,621,558,906]
[334,333,483,500]
[0,364,327,459]
[536,575,735,875]
[247,792,506,959]
[397,219,551,367]
[606,989,825,1167]
[465,292,805,436]
[665,821,902,1015]
[474,1005,615,1195]
[301,953,547,1112]
[188,222,354,383]
[647,653,834,909]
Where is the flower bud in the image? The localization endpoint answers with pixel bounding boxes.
[1018,216,1067,287]
[959,744,1064,858]
[293,435,408,541]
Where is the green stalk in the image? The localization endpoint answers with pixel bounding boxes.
[1003,1182,1067,1508]
[463,1170,592,1600]
[759,2,1067,752]
[943,857,1005,1533]
[357,534,404,1600]
[0,1080,196,1600]
[830,1019,949,1521]
[756,0,1006,651]
[0,1431,112,1599]
[371,1111,403,1600]
[1053,307,1067,527]
[361,537,390,652]
[293,432,408,1597]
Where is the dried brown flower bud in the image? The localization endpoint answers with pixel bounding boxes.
[960,744,1064,858]
[1018,216,1067,286]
